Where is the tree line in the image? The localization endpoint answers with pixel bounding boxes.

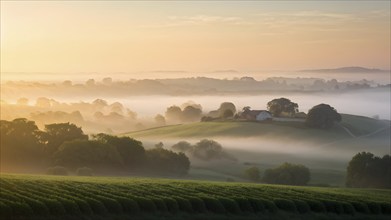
[0,118,189,176]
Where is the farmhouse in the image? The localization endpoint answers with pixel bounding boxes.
[240,109,272,121]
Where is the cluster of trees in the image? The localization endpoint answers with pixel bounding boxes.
[346,152,390,189]
[165,102,203,123]
[306,104,342,129]
[244,163,311,186]
[171,139,236,161]
[267,98,298,117]
[0,119,190,176]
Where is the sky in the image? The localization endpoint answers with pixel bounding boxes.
[1,1,390,75]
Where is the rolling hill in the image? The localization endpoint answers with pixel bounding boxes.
[123,114,389,142]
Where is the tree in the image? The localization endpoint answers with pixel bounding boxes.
[53,140,123,169]
[181,106,202,122]
[222,109,234,119]
[171,141,192,152]
[93,133,146,168]
[346,152,391,188]
[165,105,182,122]
[262,163,310,186]
[267,98,298,117]
[306,104,341,129]
[0,118,46,168]
[244,166,260,182]
[154,114,166,126]
[146,148,190,176]
[218,102,236,117]
[42,123,88,155]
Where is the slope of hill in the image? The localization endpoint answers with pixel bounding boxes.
[123,114,389,141]
[1,174,390,220]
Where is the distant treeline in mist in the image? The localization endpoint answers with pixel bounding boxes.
[2,77,387,101]
[0,118,190,176]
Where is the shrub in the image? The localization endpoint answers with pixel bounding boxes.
[262,200,278,213]
[201,196,225,213]
[46,166,68,176]
[174,197,193,213]
[218,197,240,214]
[152,198,168,213]
[0,201,12,218]
[162,197,179,213]
[8,201,33,216]
[351,202,370,214]
[321,200,344,214]
[134,197,157,213]
[293,200,310,213]
[274,199,296,212]
[342,202,355,215]
[248,198,265,213]
[72,197,93,215]
[96,196,122,213]
[367,202,381,214]
[43,198,66,215]
[380,202,391,214]
[305,200,326,213]
[57,197,81,215]
[186,197,206,213]
[117,197,140,214]
[233,197,253,212]
[24,198,50,215]
[76,167,93,176]
[84,197,107,215]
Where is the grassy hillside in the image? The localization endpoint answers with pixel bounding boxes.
[123,114,389,141]
[1,174,390,220]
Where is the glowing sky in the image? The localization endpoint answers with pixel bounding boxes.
[1,1,390,73]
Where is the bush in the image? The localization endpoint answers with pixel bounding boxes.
[46,166,68,176]
[233,197,253,212]
[186,197,206,213]
[293,200,310,213]
[248,198,265,213]
[321,200,343,214]
[23,197,50,215]
[0,201,12,218]
[201,197,225,213]
[151,198,168,213]
[117,197,140,214]
[163,197,179,213]
[274,199,296,212]
[367,202,381,214]
[174,197,193,213]
[342,202,355,215]
[96,196,122,213]
[72,197,93,215]
[57,197,81,215]
[76,167,93,176]
[380,202,391,214]
[305,200,326,213]
[84,197,107,215]
[351,202,370,214]
[262,200,278,213]
[218,197,240,214]
[8,201,33,216]
[134,197,157,213]
[43,199,66,215]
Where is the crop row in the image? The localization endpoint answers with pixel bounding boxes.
[0,176,390,218]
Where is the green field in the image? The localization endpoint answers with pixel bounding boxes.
[123,114,389,141]
[121,114,390,187]
[1,174,390,220]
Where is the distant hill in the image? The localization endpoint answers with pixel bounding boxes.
[301,66,388,73]
[123,114,389,142]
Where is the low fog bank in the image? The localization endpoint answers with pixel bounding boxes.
[137,136,390,171]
